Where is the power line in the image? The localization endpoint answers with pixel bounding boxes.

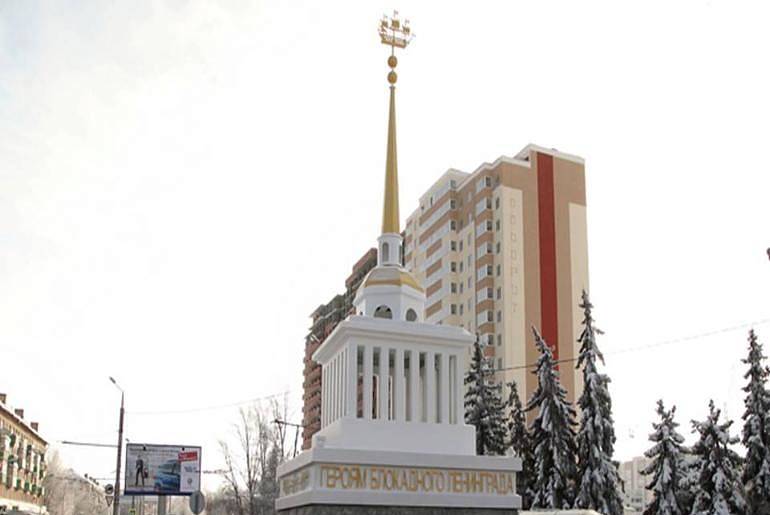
[60,440,117,448]
[125,317,770,415]
[128,390,292,416]
[493,316,770,373]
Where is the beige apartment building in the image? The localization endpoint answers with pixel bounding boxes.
[403,144,589,404]
[0,393,48,514]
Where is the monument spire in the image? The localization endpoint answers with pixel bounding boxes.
[379,11,412,236]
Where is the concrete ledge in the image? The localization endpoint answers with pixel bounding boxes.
[278,446,522,477]
[279,504,517,514]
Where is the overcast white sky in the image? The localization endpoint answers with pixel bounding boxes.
[2,0,769,490]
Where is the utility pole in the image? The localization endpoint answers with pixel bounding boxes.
[110,377,125,515]
[273,419,305,458]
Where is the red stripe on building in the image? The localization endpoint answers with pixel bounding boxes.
[536,153,559,360]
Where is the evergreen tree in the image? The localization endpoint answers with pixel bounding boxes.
[740,329,770,515]
[573,290,624,515]
[641,400,686,515]
[526,326,578,509]
[690,400,746,515]
[464,335,507,456]
[506,380,534,509]
[677,447,700,515]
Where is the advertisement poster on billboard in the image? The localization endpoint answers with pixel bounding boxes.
[124,443,201,495]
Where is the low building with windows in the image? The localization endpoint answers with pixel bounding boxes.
[0,393,47,514]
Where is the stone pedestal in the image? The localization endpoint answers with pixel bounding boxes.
[276,447,521,513]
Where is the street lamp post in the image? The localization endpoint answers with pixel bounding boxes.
[109,377,125,515]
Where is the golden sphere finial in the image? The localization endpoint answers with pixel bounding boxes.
[387,55,398,69]
[387,71,397,84]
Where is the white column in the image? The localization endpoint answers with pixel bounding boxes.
[363,345,373,420]
[440,353,449,424]
[409,351,420,422]
[334,353,342,420]
[346,345,357,417]
[334,355,341,421]
[379,348,389,420]
[321,364,327,427]
[426,351,436,423]
[395,348,405,422]
[329,358,337,424]
[453,354,463,425]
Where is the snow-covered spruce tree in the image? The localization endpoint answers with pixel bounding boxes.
[464,334,507,456]
[526,326,578,509]
[641,400,686,515]
[677,447,700,515]
[741,329,770,515]
[506,380,534,509]
[690,400,746,515]
[573,290,624,515]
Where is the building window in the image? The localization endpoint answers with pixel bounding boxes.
[374,305,393,319]
[495,197,500,209]
[459,261,464,273]
[451,262,457,272]
[451,241,457,251]
[497,358,502,370]
[487,287,494,299]
[495,220,500,231]
[406,309,418,322]
[485,220,493,231]
[496,242,501,254]
[450,199,457,209]
[381,242,390,262]
[486,265,493,276]
[459,240,464,251]
[450,220,457,230]
[459,282,464,294]
[459,304,464,315]
[451,304,457,315]
[496,264,501,276]
[468,277,472,288]
[451,282,457,293]
[486,197,492,209]
[497,311,502,322]
[467,255,472,266]
[497,334,502,346]
[496,287,502,299]
[485,176,492,187]
[487,311,494,322]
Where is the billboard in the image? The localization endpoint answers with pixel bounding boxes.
[124,443,202,495]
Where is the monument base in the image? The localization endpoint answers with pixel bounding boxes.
[276,447,521,513]
[279,504,517,514]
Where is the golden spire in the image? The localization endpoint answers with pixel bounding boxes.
[379,11,413,234]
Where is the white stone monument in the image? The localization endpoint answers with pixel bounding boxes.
[276,12,521,514]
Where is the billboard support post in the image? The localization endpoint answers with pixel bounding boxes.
[157,496,167,515]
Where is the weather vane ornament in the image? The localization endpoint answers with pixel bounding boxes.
[379,11,414,85]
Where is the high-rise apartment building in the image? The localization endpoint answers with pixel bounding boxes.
[403,144,589,404]
[301,248,377,450]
